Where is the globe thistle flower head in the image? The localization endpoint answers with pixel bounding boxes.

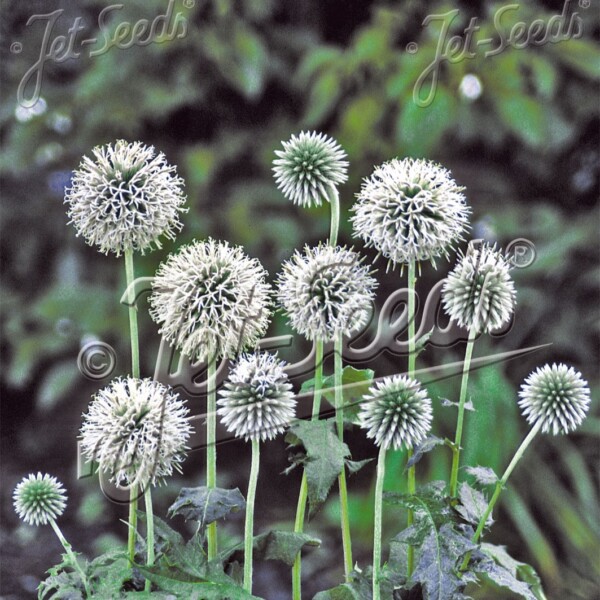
[359,375,433,450]
[273,131,349,208]
[442,242,516,335]
[218,352,296,442]
[150,238,272,362]
[276,244,377,342]
[518,363,591,435]
[351,158,469,268]
[13,473,67,526]
[65,140,187,256]
[80,377,192,489]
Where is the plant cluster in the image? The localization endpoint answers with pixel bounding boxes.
[14,136,591,600]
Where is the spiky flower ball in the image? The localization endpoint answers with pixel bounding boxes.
[518,364,591,435]
[442,243,516,334]
[351,158,469,268]
[150,239,271,362]
[65,140,187,256]
[276,244,377,342]
[218,352,296,442]
[80,377,192,489]
[13,473,67,526]
[359,376,433,450]
[273,131,348,208]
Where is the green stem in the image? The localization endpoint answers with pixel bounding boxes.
[144,487,155,593]
[206,356,218,560]
[50,519,90,597]
[373,445,387,600]
[460,420,542,572]
[406,259,417,576]
[449,327,477,498]
[124,249,140,565]
[329,187,340,247]
[335,333,353,579]
[244,439,260,593]
[127,485,138,565]
[292,340,324,600]
[124,249,140,379]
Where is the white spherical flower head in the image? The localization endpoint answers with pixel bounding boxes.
[351,158,470,268]
[218,352,296,442]
[80,377,192,489]
[359,375,433,450]
[442,243,516,335]
[13,473,67,526]
[65,140,187,256]
[518,364,591,435]
[150,239,272,362]
[276,244,377,342]
[273,131,349,208]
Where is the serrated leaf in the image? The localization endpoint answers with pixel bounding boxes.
[87,549,130,597]
[406,436,445,469]
[455,482,493,528]
[410,524,476,600]
[286,419,350,515]
[345,457,374,475]
[219,530,320,567]
[517,563,548,600]
[136,565,260,599]
[313,583,362,600]
[302,367,374,425]
[476,560,536,600]
[465,466,498,486]
[168,486,246,534]
[254,531,320,566]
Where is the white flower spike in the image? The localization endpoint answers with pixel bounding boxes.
[351,158,469,268]
[13,473,67,526]
[150,238,272,363]
[218,352,296,442]
[519,364,591,435]
[80,377,192,489]
[273,131,348,208]
[65,140,187,256]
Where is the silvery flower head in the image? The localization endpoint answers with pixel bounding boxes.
[442,242,516,335]
[80,377,192,489]
[150,239,272,363]
[276,244,377,342]
[359,375,433,450]
[218,352,296,442]
[65,140,187,256]
[351,158,469,268]
[518,363,591,435]
[13,473,67,526]
[273,131,349,208]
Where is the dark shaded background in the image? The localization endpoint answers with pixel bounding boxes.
[1,0,599,598]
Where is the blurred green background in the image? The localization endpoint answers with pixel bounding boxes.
[1,0,598,598]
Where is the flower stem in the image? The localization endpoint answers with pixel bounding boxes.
[406,259,417,576]
[373,445,387,600]
[244,439,260,593]
[127,485,138,565]
[335,333,353,579]
[449,327,477,498]
[144,487,155,593]
[206,355,218,560]
[124,249,140,565]
[329,187,340,247]
[50,519,90,597]
[459,420,542,572]
[292,340,324,600]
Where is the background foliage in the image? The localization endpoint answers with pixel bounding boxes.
[1,0,598,598]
